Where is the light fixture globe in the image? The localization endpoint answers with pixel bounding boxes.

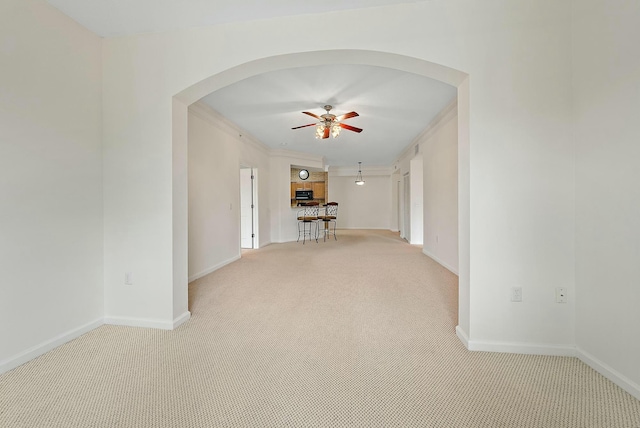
[355,162,365,185]
[331,123,341,138]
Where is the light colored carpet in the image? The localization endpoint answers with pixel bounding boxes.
[1,230,639,427]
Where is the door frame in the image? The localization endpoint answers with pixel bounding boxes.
[240,166,258,249]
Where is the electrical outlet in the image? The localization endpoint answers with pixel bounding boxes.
[556,287,567,303]
[125,272,133,285]
[511,287,522,302]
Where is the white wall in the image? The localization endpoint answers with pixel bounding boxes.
[409,157,424,245]
[328,172,392,230]
[0,0,103,371]
[188,103,271,281]
[188,106,240,280]
[572,0,640,398]
[390,170,401,232]
[420,105,459,274]
[101,0,574,353]
[463,4,574,352]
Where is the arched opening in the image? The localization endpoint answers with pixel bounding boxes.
[172,49,471,341]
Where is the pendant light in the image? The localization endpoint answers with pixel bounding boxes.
[355,162,365,186]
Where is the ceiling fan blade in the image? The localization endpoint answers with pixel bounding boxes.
[323,126,330,139]
[335,111,359,121]
[291,123,317,130]
[339,123,363,133]
[302,111,321,120]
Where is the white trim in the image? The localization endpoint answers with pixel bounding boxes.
[104,315,181,330]
[269,148,325,165]
[456,325,470,349]
[456,331,640,399]
[465,339,576,357]
[189,101,270,155]
[413,98,458,146]
[422,248,459,275]
[188,254,241,283]
[172,311,191,329]
[577,347,640,400]
[0,318,103,375]
[394,98,458,164]
[456,326,575,358]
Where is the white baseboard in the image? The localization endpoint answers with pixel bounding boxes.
[188,254,241,283]
[104,313,186,330]
[464,337,576,357]
[456,326,575,357]
[456,325,470,348]
[456,329,639,399]
[577,347,640,400]
[422,248,459,275]
[0,318,103,375]
[172,311,191,329]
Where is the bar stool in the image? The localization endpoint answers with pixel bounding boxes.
[318,202,338,241]
[296,202,319,244]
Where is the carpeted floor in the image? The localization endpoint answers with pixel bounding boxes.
[1,230,639,427]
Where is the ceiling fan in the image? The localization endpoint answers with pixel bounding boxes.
[292,105,363,139]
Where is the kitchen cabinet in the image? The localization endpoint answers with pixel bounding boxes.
[290,168,328,207]
[312,182,325,201]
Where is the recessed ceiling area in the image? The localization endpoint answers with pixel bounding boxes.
[201,64,456,167]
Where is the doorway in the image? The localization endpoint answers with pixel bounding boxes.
[173,49,470,340]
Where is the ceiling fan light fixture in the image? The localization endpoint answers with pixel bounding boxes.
[355,161,365,185]
[293,104,362,139]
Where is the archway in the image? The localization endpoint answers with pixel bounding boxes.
[172,49,471,341]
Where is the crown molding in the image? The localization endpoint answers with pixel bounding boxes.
[269,148,325,164]
[395,97,458,164]
[188,102,328,166]
[188,101,270,155]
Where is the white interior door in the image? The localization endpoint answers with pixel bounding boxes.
[240,168,254,249]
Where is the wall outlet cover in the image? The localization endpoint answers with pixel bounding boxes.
[511,287,523,302]
[556,287,567,303]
